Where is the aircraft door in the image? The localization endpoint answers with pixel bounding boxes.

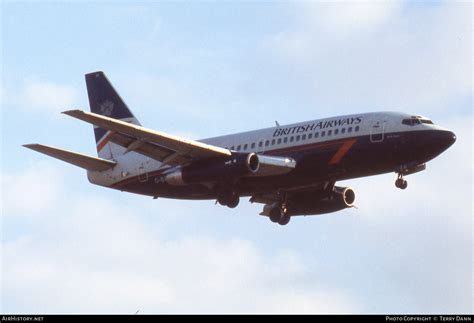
[258,138,266,154]
[370,120,386,143]
[138,160,150,183]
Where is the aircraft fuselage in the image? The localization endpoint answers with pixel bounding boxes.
[89,111,455,200]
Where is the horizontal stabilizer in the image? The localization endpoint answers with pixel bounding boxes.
[23,144,116,171]
[62,109,231,165]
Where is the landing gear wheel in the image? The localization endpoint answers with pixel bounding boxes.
[400,180,408,190]
[269,206,283,223]
[395,174,408,190]
[217,190,239,208]
[395,178,403,188]
[278,215,291,226]
[226,193,240,208]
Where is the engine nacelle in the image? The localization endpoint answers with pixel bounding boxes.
[164,153,259,185]
[285,186,356,216]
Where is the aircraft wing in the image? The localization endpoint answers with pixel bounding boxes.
[23,144,116,171]
[63,110,231,166]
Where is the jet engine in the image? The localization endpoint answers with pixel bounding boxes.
[284,186,356,216]
[164,153,259,185]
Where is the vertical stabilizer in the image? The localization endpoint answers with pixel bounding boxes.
[85,71,141,159]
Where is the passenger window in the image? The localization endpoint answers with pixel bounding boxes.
[237,145,241,151]
[348,127,352,133]
[321,131,325,137]
[284,137,288,143]
[277,138,282,144]
[271,139,275,145]
[328,130,332,136]
[302,134,306,140]
[243,144,248,150]
[308,133,313,139]
[296,135,300,141]
[265,140,269,147]
[341,128,346,134]
[334,129,339,135]
[290,136,294,142]
[259,141,263,148]
[355,126,360,132]
[315,132,319,138]
[231,146,235,150]
[251,142,255,149]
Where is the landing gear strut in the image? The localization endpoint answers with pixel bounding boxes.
[395,173,408,190]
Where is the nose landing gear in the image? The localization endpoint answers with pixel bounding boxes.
[395,173,408,190]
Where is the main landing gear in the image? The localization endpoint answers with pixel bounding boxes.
[395,173,408,190]
[217,189,240,208]
[268,204,291,226]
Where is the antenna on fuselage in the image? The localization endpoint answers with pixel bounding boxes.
[275,120,280,127]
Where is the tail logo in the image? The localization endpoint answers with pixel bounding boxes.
[99,100,114,116]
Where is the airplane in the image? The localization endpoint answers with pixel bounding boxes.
[24,71,456,225]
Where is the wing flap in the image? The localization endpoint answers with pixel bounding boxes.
[62,110,231,163]
[23,144,116,171]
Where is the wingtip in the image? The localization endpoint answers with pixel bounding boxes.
[23,143,43,152]
[62,109,83,116]
[23,143,38,148]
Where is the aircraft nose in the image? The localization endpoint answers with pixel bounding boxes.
[445,130,456,146]
[438,130,456,150]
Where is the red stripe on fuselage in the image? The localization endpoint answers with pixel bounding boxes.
[96,131,113,152]
[328,139,357,165]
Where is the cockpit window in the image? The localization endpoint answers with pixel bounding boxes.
[420,119,434,125]
[402,116,434,126]
[402,118,420,126]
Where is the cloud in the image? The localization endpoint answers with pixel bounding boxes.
[268,2,471,113]
[270,1,401,62]
[23,79,79,113]
[1,162,63,217]
[304,1,401,37]
[114,72,254,137]
[1,190,359,313]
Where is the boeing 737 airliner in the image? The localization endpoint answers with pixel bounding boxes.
[24,71,456,225]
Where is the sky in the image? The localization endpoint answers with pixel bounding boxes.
[1,0,472,314]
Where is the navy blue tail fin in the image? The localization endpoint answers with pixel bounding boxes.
[85,71,141,159]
